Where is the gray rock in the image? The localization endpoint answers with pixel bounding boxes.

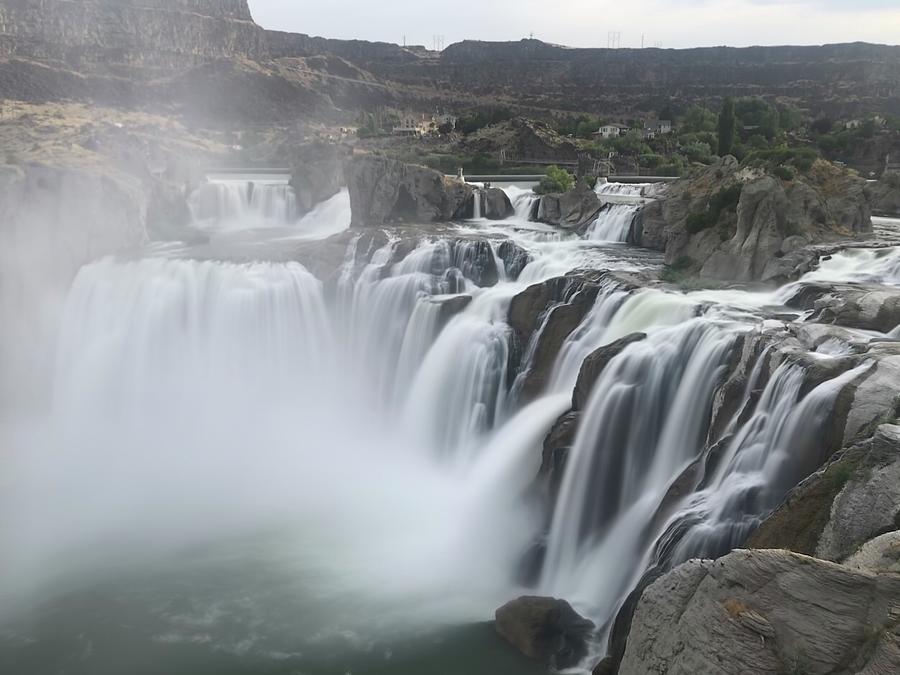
[494,596,595,669]
[844,531,900,573]
[536,186,602,230]
[344,155,473,228]
[483,187,513,220]
[619,549,900,675]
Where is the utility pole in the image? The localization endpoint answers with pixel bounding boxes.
[642,33,645,49]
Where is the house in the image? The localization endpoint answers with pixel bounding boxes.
[392,114,430,137]
[845,119,863,130]
[642,119,674,139]
[596,123,627,139]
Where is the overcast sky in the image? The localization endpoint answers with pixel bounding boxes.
[249,0,900,50]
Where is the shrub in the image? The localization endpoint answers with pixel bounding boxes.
[773,165,795,181]
[685,184,743,234]
[534,165,575,195]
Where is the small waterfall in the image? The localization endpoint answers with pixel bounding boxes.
[594,181,649,197]
[188,177,298,228]
[504,186,539,222]
[584,203,641,242]
[472,190,483,220]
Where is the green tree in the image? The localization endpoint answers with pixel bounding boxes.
[535,165,575,194]
[682,105,717,133]
[718,98,736,156]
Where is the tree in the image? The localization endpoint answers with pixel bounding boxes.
[682,105,717,133]
[535,165,575,194]
[811,117,835,135]
[718,98,736,156]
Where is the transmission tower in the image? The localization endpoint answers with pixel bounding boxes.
[607,32,621,49]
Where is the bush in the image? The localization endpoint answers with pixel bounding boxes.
[773,165,795,181]
[685,184,743,234]
[534,165,575,195]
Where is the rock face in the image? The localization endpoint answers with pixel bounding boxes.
[0,0,267,67]
[494,596,595,670]
[345,156,473,228]
[619,549,900,675]
[783,282,900,333]
[869,175,900,216]
[635,157,873,282]
[482,187,513,220]
[749,424,900,561]
[289,142,351,215]
[572,333,647,410]
[537,186,602,230]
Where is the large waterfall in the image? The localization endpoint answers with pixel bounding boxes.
[189,175,299,228]
[2,176,896,674]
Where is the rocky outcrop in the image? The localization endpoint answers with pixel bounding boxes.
[619,548,900,675]
[345,156,473,228]
[869,174,900,217]
[749,424,900,561]
[494,596,595,670]
[536,186,602,230]
[636,157,873,282]
[463,118,580,165]
[783,282,900,333]
[482,187,513,220]
[288,142,351,215]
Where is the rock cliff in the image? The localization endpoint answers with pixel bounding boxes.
[635,157,873,282]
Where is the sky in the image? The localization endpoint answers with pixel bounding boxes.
[249,0,900,50]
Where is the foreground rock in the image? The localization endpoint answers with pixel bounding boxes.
[749,424,900,561]
[783,282,900,333]
[494,596,595,670]
[635,157,873,282]
[619,548,900,675]
[482,187,514,220]
[345,155,473,228]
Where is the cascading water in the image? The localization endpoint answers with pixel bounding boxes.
[4,175,897,675]
[584,203,641,242]
[189,177,298,228]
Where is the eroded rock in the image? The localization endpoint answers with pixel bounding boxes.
[619,549,900,675]
[495,596,595,670]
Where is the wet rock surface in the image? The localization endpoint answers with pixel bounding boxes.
[494,596,595,670]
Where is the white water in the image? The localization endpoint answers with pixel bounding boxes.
[584,203,641,242]
[3,175,896,672]
[594,181,650,197]
[189,177,298,228]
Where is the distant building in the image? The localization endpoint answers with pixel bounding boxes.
[845,119,863,130]
[392,114,430,137]
[596,123,627,139]
[642,119,673,139]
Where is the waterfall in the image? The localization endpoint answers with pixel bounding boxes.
[540,320,735,616]
[472,189,483,220]
[594,181,649,197]
[584,203,640,242]
[188,177,298,228]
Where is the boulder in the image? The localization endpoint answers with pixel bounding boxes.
[536,186,602,230]
[494,596,595,669]
[844,531,900,573]
[146,179,208,244]
[344,155,473,228]
[619,549,900,675]
[483,187,513,220]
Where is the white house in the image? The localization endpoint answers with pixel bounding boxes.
[597,124,627,139]
[393,115,429,137]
